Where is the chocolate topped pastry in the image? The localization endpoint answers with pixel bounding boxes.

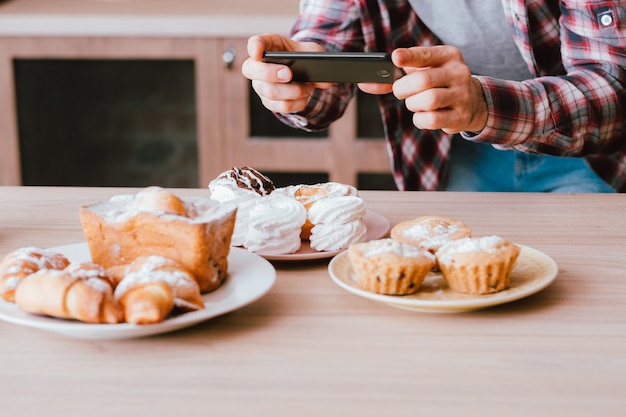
[209,167,276,201]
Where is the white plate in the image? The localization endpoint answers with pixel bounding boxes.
[262,210,390,261]
[0,243,276,339]
[328,244,558,313]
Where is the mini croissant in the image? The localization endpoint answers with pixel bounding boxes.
[113,255,205,324]
[0,246,70,302]
[14,261,123,324]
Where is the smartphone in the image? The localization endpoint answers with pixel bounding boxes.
[261,51,402,84]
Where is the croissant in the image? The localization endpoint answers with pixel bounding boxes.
[14,261,123,324]
[113,255,205,324]
[0,246,70,302]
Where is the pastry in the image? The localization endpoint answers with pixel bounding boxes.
[79,186,236,293]
[436,235,521,294]
[220,193,258,247]
[244,194,307,255]
[14,261,123,324]
[286,182,358,239]
[307,196,367,251]
[0,246,70,302]
[348,238,436,295]
[391,215,471,254]
[209,166,275,201]
[114,255,204,324]
[209,167,276,247]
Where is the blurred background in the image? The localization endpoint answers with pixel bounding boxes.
[0,0,397,190]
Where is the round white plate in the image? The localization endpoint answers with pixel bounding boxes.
[0,243,276,339]
[262,210,390,261]
[328,244,558,313]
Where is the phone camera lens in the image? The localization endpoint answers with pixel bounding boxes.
[377,69,391,78]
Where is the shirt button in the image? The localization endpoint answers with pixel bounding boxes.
[599,12,613,26]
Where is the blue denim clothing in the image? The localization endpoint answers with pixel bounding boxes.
[444,136,615,193]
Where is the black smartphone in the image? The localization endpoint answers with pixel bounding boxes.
[261,51,402,84]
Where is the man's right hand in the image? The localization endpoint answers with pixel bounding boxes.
[242,34,332,114]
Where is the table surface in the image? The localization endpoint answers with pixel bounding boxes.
[1,186,625,416]
[0,0,299,36]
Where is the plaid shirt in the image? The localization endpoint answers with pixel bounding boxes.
[277,0,626,191]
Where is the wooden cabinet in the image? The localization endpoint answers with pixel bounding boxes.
[0,0,392,188]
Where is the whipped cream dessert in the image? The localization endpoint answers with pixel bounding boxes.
[209,166,275,202]
[209,167,276,245]
[307,196,367,251]
[244,195,307,255]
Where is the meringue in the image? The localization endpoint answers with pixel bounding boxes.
[244,195,307,255]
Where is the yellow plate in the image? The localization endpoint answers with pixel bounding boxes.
[328,244,558,313]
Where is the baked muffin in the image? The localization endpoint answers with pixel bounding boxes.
[79,186,236,293]
[348,238,436,295]
[391,215,471,254]
[435,236,520,295]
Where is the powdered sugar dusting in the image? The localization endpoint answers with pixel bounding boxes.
[363,238,435,260]
[436,236,505,264]
[114,255,199,299]
[403,218,464,248]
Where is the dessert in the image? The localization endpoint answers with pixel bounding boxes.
[14,261,123,324]
[79,186,236,293]
[436,236,521,294]
[209,166,275,201]
[0,246,70,302]
[209,167,276,247]
[391,215,471,254]
[114,255,205,324]
[282,182,358,239]
[307,196,367,251]
[348,238,436,295]
[244,194,307,255]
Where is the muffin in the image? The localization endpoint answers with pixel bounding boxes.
[391,215,471,254]
[348,238,436,295]
[435,236,520,295]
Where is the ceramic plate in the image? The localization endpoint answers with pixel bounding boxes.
[261,210,390,261]
[0,243,276,339]
[328,244,558,313]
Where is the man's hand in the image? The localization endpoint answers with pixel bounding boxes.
[242,34,332,114]
[390,46,488,134]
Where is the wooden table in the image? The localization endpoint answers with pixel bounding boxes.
[1,187,625,416]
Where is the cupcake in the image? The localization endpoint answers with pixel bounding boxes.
[390,215,471,254]
[435,236,520,295]
[348,238,436,295]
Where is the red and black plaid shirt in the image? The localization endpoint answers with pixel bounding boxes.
[277,0,626,191]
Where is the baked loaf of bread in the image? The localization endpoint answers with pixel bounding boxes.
[14,261,123,324]
[80,186,236,293]
[436,236,520,294]
[0,247,70,302]
[113,256,204,324]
